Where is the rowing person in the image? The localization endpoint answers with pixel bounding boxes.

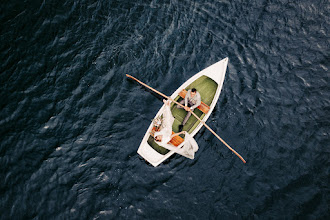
[177,88,201,131]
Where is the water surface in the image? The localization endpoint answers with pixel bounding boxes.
[1,0,329,219]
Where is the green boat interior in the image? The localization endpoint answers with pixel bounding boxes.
[147,75,218,155]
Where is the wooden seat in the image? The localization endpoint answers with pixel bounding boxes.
[150,127,184,147]
[169,131,184,147]
[178,89,210,114]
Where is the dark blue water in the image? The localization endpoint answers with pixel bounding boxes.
[1,0,329,219]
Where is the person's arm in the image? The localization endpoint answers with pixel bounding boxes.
[184,90,190,107]
[170,131,185,139]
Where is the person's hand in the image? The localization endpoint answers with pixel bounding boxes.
[163,99,170,106]
[184,106,190,111]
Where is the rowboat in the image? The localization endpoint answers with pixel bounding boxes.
[137,57,229,167]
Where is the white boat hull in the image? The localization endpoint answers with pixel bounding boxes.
[137,58,229,167]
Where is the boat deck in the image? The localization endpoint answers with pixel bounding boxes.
[147,75,218,155]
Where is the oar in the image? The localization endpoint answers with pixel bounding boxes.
[126,74,246,164]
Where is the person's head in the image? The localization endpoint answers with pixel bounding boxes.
[155,135,162,142]
[191,88,197,97]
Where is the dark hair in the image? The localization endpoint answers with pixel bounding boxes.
[191,88,197,93]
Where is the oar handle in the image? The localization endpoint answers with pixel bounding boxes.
[126,74,172,101]
[126,74,246,163]
[127,74,189,110]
